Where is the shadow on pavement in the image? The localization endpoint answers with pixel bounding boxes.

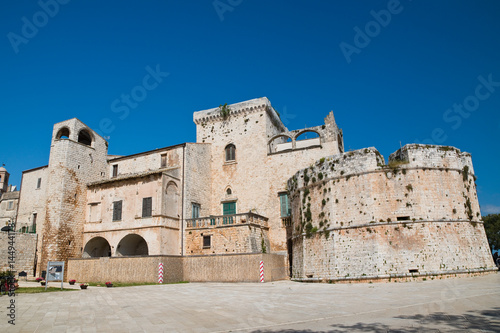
[251,307,500,332]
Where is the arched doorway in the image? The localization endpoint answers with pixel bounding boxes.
[116,234,149,256]
[83,237,111,258]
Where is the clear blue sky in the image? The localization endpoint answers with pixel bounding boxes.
[1,0,499,214]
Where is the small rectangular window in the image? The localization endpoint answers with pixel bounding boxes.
[192,203,200,218]
[279,193,291,217]
[203,235,211,248]
[161,154,167,168]
[112,165,118,177]
[142,197,152,217]
[113,200,122,221]
[32,213,37,226]
[7,201,13,210]
[37,178,41,189]
[397,216,410,221]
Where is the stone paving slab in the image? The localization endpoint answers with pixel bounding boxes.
[1,272,499,332]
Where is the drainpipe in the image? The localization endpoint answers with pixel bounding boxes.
[181,144,185,256]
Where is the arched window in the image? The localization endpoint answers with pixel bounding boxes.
[78,129,92,146]
[225,144,236,161]
[56,127,70,139]
[226,188,232,195]
[165,181,179,217]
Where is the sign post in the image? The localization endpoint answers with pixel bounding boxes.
[46,261,65,290]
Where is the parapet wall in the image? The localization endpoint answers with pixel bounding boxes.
[67,253,287,283]
[288,144,496,281]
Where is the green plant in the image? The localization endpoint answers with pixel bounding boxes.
[462,165,469,182]
[406,184,413,192]
[218,103,231,120]
[261,238,267,253]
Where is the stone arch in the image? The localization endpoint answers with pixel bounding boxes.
[268,134,293,153]
[56,127,70,140]
[78,129,93,146]
[295,130,320,141]
[116,234,149,256]
[83,237,111,258]
[295,130,321,149]
[165,181,179,217]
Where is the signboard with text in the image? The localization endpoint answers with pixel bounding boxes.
[46,261,64,290]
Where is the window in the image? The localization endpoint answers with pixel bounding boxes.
[56,127,70,139]
[32,213,37,226]
[279,193,291,217]
[112,165,118,177]
[7,201,13,210]
[192,203,200,218]
[142,197,152,217]
[78,129,92,146]
[112,200,122,221]
[203,235,211,248]
[222,202,236,224]
[161,154,167,168]
[37,178,41,189]
[226,188,232,195]
[225,144,236,162]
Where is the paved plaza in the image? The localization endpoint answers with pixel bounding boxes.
[1,272,499,332]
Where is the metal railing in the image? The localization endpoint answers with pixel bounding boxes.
[186,212,268,228]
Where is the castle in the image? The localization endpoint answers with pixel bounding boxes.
[1,97,496,282]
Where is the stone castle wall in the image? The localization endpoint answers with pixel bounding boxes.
[16,166,48,232]
[193,97,343,254]
[288,144,496,281]
[37,119,109,277]
[0,232,37,275]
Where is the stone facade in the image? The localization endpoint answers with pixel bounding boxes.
[0,167,20,227]
[287,145,496,281]
[7,97,495,283]
[0,232,37,274]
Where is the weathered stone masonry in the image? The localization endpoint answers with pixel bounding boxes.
[288,144,496,281]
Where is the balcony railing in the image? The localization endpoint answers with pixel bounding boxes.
[17,225,36,234]
[186,212,268,229]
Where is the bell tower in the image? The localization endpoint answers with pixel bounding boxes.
[36,118,109,277]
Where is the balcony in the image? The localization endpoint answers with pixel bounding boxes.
[186,212,268,229]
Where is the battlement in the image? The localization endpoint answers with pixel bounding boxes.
[389,144,473,174]
[288,144,474,193]
[193,97,284,130]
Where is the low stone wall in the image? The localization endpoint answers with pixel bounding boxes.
[184,253,287,282]
[0,232,37,275]
[67,253,287,283]
[67,255,183,283]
